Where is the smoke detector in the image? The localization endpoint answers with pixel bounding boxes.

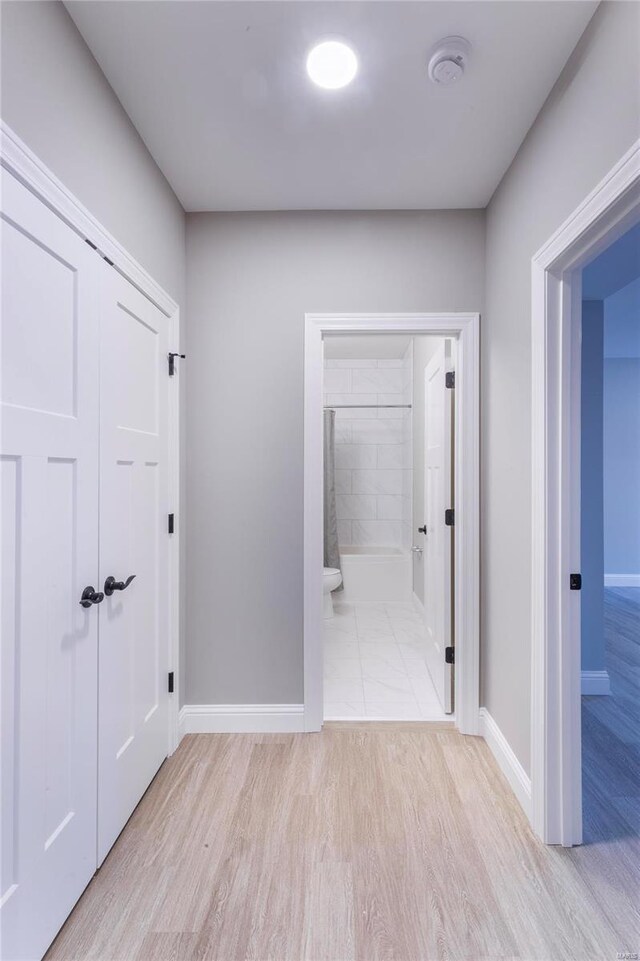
[427,37,471,86]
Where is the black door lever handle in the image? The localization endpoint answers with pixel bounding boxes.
[104,574,136,596]
[80,586,104,608]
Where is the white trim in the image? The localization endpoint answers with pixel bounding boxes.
[0,121,178,318]
[179,704,305,734]
[0,120,183,759]
[167,308,182,754]
[581,671,611,696]
[304,313,480,736]
[479,708,532,819]
[604,574,640,587]
[531,139,640,845]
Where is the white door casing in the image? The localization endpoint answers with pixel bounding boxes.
[423,343,453,714]
[531,140,640,845]
[97,270,170,863]
[304,313,479,736]
[0,169,100,961]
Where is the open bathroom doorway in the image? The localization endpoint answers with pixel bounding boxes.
[303,314,480,734]
[321,333,453,721]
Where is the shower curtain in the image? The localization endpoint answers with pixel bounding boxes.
[323,409,342,590]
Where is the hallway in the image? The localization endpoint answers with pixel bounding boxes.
[46,723,638,961]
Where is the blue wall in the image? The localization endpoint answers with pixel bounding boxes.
[581,301,605,671]
[603,276,640,577]
[604,277,640,359]
[604,357,640,576]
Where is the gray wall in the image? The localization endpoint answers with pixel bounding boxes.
[186,211,484,704]
[0,1,185,304]
[580,302,605,673]
[483,1,640,772]
[0,0,188,700]
[604,359,640,576]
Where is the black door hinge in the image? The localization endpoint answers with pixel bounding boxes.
[168,671,174,694]
[445,371,455,389]
[570,573,582,591]
[168,352,186,376]
[445,647,455,664]
[445,509,455,527]
[168,513,175,534]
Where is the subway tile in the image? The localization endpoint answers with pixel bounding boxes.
[352,469,403,495]
[377,445,411,468]
[337,519,352,544]
[352,368,409,395]
[336,494,377,520]
[334,421,352,445]
[335,445,377,469]
[377,393,406,419]
[350,420,404,445]
[334,470,352,494]
[325,393,377,419]
[377,495,403,520]
[351,519,403,547]
[323,368,351,393]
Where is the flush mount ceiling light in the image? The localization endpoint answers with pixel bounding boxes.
[427,36,471,86]
[306,40,358,90]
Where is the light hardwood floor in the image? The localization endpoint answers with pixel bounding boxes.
[45,712,638,960]
[582,587,640,841]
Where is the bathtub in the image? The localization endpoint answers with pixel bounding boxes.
[339,546,413,602]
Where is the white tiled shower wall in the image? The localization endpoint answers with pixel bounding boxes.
[324,345,413,550]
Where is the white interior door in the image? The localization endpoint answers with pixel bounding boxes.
[423,342,454,713]
[1,171,100,961]
[97,268,169,863]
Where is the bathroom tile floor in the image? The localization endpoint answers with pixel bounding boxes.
[323,600,449,720]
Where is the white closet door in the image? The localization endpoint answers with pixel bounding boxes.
[423,342,454,714]
[97,268,170,863]
[1,171,100,961]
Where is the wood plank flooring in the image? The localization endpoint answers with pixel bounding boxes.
[582,587,640,839]
[45,708,639,960]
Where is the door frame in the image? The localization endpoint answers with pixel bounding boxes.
[530,138,640,845]
[422,342,454,714]
[0,120,183,755]
[303,312,480,734]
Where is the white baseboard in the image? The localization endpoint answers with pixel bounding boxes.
[604,574,640,587]
[479,708,532,819]
[581,670,611,695]
[179,703,305,735]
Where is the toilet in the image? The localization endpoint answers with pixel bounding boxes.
[323,567,343,618]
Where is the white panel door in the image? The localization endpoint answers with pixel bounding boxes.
[423,342,454,714]
[97,268,169,863]
[0,171,100,961]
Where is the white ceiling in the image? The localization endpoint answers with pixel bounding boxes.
[65,1,597,212]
